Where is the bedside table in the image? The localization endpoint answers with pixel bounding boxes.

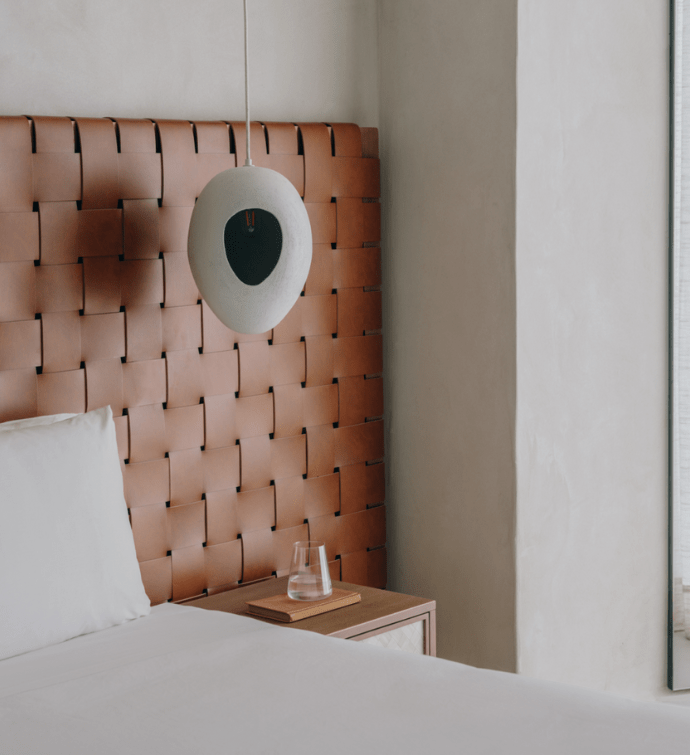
[187,577,436,657]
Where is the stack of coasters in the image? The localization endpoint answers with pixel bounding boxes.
[246,588,361,623]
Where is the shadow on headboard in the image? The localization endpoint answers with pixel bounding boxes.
[0,116,385,604]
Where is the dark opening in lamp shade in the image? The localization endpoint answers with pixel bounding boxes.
[188,166,312,334]
[224,208,282,286]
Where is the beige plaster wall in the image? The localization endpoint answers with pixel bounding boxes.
[378,0,518,670]
[0,0,378,125]
[515,0,671,700]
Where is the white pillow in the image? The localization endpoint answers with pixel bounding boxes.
[0,406,150,660]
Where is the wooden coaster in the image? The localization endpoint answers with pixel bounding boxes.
[246,588,361,623]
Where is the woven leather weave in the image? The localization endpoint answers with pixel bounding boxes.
[0,116,385,604]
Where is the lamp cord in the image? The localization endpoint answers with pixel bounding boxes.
[243,0,252,167]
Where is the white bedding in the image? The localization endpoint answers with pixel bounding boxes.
[2,604,690,754]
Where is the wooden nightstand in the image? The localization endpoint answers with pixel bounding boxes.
[187,577,436,657]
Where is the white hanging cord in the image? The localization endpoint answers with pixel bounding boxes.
[243,0,252,166]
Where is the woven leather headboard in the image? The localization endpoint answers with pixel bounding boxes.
[0,116,385,604]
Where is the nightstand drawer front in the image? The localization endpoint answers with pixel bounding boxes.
[359,619,425,655]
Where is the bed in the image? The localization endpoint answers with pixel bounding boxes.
[3,602,690,754]
[2,115,690,753]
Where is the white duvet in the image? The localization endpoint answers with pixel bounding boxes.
[2,603,690,754]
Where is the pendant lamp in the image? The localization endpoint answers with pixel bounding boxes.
[188,0,312,335]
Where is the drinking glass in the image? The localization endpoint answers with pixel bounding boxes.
[287,541,332,601]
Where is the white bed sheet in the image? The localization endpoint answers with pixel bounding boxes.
[2,603,690,754]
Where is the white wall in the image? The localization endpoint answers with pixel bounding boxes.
[378,0,518,671]
[380,0,678,702]
[515,0,671,701]
[0,0,378,125]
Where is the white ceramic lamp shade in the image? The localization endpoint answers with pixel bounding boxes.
[188,166,312,334]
